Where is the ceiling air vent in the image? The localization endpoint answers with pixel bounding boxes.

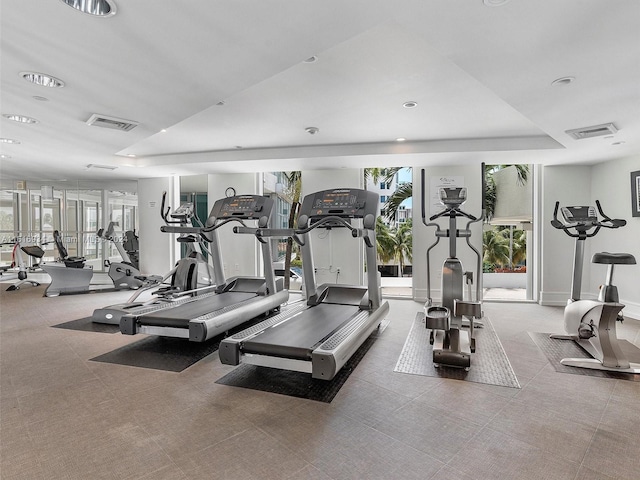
[565,123,617,140]
[86,113,139,132]
[86,164,118,171]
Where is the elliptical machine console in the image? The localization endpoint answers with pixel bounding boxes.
[550,200,638,374]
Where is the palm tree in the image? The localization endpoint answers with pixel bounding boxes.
[482,229,510,270]
[375,216,395,264]
[381,182,412,222]
[364,167,401,188]
[283,171,302,289]
[390,219,413,276]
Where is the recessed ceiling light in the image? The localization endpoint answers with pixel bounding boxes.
[483,0,511,6]
[403,101,418,108]
[396,138,407,142]
[20,72,65,88]
[612,141,626,145]
[0,154,12,159]
[32,96,49,101]
[126,154,136,158]
[305,127,319,135]
[160,129,167,133]
[304,56,318,63]
[3,114,39,124]
[216,101,225,106]
[59,0,117,17]
[551,76,575,86]
[0,138,21,144]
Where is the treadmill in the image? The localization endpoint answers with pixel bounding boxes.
[120,194,289,342]
[219,188,390,380]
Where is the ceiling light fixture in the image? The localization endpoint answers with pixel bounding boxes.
[3,114,39,124]
[304,56,318,63]
[551,76,575,87]
[160,129,167,133]
[59,0,117,17]
[396,138,406,142]
[305,127,319,135]
[403,101,418,108]
[483,0,511,6]
[20,72,65,88]
[612,141,626,145]
[0,154,12,159]
[32,96,50,101]
[0,138,21,144]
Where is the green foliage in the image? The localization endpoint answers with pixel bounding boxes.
[375,217,412,274]
[482,226,527,271]
[381,182,412,223]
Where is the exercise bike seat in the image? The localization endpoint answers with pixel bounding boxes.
[592,252,636,265]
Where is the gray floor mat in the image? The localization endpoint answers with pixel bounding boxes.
[394,312,520,388]
[529,332,640,381]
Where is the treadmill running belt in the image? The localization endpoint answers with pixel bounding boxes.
[138,291,257,328]
[241,303,361,360]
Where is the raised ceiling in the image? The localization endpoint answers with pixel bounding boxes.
[1,0,638,184]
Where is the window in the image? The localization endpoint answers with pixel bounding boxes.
[380,182,386,189]
[380,196,386,203]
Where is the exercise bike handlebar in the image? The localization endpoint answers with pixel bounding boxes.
[551,200,626,238]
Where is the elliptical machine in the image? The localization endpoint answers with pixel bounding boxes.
[550,201,639,374]
[421,167,484,369]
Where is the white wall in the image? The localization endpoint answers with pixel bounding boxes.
[207,173,262,279]
[137,177,178,275]
[589,156,640,319]
[301,168,364,286]
[412,164,484,303]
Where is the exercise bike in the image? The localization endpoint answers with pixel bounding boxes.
[1,238,44,291]
[97,222,144,290]
[421,167,484,369]
[550,201,639,374]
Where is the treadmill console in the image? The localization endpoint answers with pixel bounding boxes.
[298,188,379,229]
[209,195,274,226]
[300,188,378,219]
[561,206,597,225]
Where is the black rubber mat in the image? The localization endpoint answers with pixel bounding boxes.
[52,317,120,334]
[529,332,640,381]
[90,336,220,372]
[394,312,520,388]
[215,320,389,403]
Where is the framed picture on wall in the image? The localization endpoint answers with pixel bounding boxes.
[632,170,640,217]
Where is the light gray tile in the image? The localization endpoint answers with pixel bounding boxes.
[582,428,640,480]
[372,400,479,462]
[487,399,596,463]
[447,427,580,480]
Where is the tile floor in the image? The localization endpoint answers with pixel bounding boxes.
[1,282,639,480]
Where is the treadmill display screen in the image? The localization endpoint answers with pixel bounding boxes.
[311,190,360,216]
[220,196,261,217]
